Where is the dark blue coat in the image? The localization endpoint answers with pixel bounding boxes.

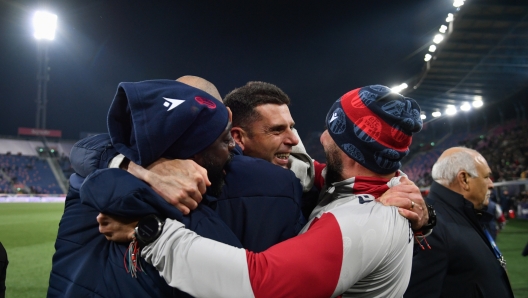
[70,134,306,252]
[68,134,305,252]
[404,182,513,298]
[215,145,305,252]
[47,169,242,298]
[49,134,305,296]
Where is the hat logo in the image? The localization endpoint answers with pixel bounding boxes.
[328,108,346,134]
[358,90,377,106]
[382,100,405,117]
[412,108,423,125]
[163,97,185,111]
[370,85,391,93]
[354,116,381,143]
[342,143,365,163]
[391,124,411,143]
[195,96,216,109]
[374,149,400,169]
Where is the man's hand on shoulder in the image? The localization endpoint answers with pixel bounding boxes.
[128,158,211,215]
[378,176,429,230]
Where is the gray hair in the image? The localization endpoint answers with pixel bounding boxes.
[431,147,479,186]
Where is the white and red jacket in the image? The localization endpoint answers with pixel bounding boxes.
[142,176,413,298]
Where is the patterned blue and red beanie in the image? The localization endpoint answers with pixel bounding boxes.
[107,79,228,166]
[326,85,422,174]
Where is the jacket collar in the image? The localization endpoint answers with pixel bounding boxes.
[429,181,473,210]
[429,181,490,245]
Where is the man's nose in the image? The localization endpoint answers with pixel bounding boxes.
[285,128,300,146]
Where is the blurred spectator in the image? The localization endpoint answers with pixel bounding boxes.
[0,154,62,194]
[480,195,506,240]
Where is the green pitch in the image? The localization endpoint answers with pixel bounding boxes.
[1,203,64,298]
[497,218,528,298]
[1,203,528,297]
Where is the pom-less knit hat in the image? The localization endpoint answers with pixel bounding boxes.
[107,79,228,166]
[326,85,422,174]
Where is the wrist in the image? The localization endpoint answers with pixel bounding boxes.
[128,161,148,181]
[119,157,131,171]
[414,203,436,232]
[134,214,165,249]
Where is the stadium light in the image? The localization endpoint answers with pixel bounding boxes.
[460,102,471,111]
[33,11,57,129]
[420,113,426,120]
[428,45,437,52]
[453,0,465,8]
[446,13,454,22]
[473,100,483,108]
[433,34,444,44]
[432,111,442,118]
[391,83,408,93]
[439,25,448,34]
[445,105,457,116]
[424,54,432,62]
[33,11,57,40]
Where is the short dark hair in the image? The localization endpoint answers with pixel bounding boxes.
[224,81,290,131]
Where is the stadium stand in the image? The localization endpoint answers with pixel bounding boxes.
[397,119,528,219]
[0,137,76,195]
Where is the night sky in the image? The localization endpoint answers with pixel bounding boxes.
[0,0,455,141]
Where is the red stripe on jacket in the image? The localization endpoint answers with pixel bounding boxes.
[246,212,343,297]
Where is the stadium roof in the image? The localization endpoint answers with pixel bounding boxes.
[405,0,528,120]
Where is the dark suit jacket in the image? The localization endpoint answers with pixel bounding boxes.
[0,242,7,298]
[404,182,513,298]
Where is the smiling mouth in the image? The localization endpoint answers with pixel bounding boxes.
[275,153,290,161]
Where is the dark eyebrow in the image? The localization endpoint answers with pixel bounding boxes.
[268,124,288,132]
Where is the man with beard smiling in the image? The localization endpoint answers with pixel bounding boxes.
[47,79,244,297]
[103,84,425,297]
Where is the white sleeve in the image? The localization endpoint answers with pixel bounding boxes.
[108,154,126,168]
[141,219,255,298]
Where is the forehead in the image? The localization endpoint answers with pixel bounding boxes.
[253,103,294,124]
[474,154,491,174]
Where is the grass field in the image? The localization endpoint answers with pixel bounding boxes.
[1,203,527,297]
[497,218,528,297]
[1,203,64,298]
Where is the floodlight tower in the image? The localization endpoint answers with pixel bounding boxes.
[33,11,57,129]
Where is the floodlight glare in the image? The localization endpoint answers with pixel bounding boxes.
[474,95,483,101]
[446,13,454,22]
[391,83,408,93]
[453,0,465,8]
[460,102,471,111]
[420,114,426,120]
[33,11,57,40]
[445,105,457,116]
[433,34,444,44]
[424,54,432,62]
[472,100,483,108]
[429,45,437,52]
[439,25,448,34]
[432,111,442,118]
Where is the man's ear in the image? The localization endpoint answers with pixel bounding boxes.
[456,171,470,191]
[231,127,246,150]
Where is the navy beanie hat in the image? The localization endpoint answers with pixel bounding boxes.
[107,79,229,166]
[326,85,422,174]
